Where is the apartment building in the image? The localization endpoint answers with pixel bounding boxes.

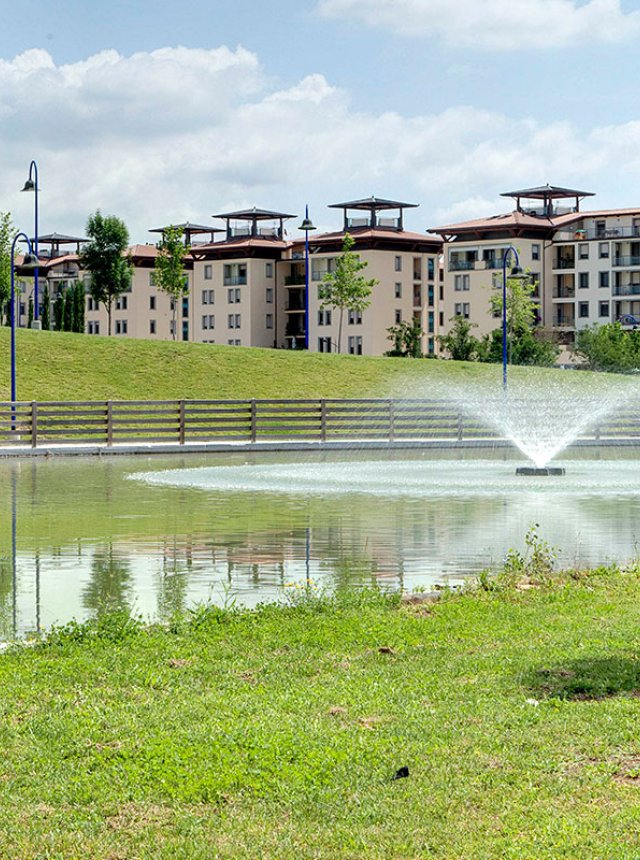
[432,185,640,348]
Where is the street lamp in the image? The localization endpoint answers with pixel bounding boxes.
[501,246,527,390]
[10,233,41,404]
[21,160,40,326]
[298,205,316,350]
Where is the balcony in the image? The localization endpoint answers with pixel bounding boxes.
[553,317,575,328]
[223,276,247,286]
[285,299,306,312]
[449,259,475,271]
[413,288,422,308]
[554,258,575,270]
[553,288,575,299]
[613,256,640,268]
[285,274,305,286]
[613,284,640,296]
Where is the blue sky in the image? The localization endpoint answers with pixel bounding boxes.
[1,0,640,241]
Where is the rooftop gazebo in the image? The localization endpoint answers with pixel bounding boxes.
[149,222,224,246]
[328,196,419,232]
[501,184,595,218]
[213,207,296,241]
[30,232,88,259]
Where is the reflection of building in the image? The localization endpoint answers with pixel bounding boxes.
[431,184,640,352]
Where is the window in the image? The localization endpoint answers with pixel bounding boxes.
[318,309,332,326]
[455,303,470,319]
[599,242,610,259]
[182,321,189,341]
[149,295,156,310]
[532,244,540,261]
[149,320,156,334]
[265,263,273,278]
[599,301,610,317]
[579,273,589,289]
[428,311,435,334]
[599,271,610,288]
[266,314,273,329]
[115,319,128,335]
[318,337,332,353]
[427,285,435,306]
[428,337,435,355]
[427,258,435,281]
[596,220,606,238]
[579,243,589,260]
[578,301,589,318]
[149,272,156,286]
[454,274,470,291]
[202,314,215,330]
[88,321,100,335]
[115,295,128,310]
[202,289,215,305]
[228,314,235,328]
[182,296,189,318]
[394,256,402,272]
[235,313,241,328]
[223,263,247,285]
[394,283,402,299]
[228,288,241,304]
[413,258,422,280]
[394,309,402,324]
[204,264,213,281]
[266,287,273,304]
[87,296,98,311]
[348,310,362,325]
[439,312,444,327]
[348,336,363,355]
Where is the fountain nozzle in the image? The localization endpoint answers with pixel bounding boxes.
[516,466,566,477]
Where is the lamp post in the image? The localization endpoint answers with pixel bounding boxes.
[501,246,522,391]
[10,233,41,405]
[298,206,316,350]
[21,161,40,325]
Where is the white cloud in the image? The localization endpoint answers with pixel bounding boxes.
[317,0,640,49]
[1,45,640,242]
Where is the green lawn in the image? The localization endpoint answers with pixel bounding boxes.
[0,327,586,402]
[2,570,640,858]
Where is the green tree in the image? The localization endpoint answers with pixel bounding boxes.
[74,281,86,333]
[155,225,190,341]
[53,292,64,331]
[80,211,132,336]
[63,288,74,332]
[386,318,424,357]
[319,233,378,353]
[27,297,34,329]
[574,323,640,372]
[438,316,482,361]
[41,283,51,331]
[0,212,14,326]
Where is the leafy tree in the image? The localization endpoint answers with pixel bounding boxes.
[386,318,424,357]
[0,212,14,326]
[319,233,378,353]
[27,297,34,329]
[41,283,51,331]
[574,323,640,372]
[438,316,482,361]
[155,225,190,341]
[63,288,74,332]
[74,281,86,333]
[53,292,64,331]
[80,211,132,335]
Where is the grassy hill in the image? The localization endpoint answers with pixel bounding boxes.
[0,328,506,402]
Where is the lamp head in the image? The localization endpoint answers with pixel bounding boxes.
[509,265,528,280]
[21,252,42,271]
[21,179,36,193]
[298,217,316,232]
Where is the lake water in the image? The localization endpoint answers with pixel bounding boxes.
[2,449,640,638]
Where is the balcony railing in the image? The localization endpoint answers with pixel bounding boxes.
[613,284,640,296]
[285,299,306,311]
[284,275,305,286]
[554,258,575,270]
[613,256,640,268]
[553,318,576,328]
[223,276,247,286]
[552,289,576,299]
[449,260,475,271]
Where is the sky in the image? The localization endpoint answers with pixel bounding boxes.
[1,0,640,242]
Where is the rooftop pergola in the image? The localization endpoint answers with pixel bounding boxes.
[30,232,88,257]
[149,222,224,245]
[328,196,418,231]
[501,185,595,217]
[212,207,296,241]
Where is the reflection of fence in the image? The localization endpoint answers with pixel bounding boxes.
[2,399,640,449]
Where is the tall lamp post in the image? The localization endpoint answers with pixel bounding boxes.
[501,246,523,391]
[10,233,41,404]
[298,206,316,350]
[21,161,40,326]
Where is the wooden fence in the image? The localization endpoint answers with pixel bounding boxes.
[1,398,640,449]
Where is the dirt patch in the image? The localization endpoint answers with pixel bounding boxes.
[167,658,194,669]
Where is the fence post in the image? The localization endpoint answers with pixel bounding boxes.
[179,400,186,445]
[388,400,395,443]
[31,402,37,448]
[457,410,464,442]
[106,401,113,446]
[320,399,327,442]
[250,400,257,442]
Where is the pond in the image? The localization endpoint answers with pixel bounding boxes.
[2,448,640,638]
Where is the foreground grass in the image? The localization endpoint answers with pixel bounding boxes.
[0,327,616,402]
[2,570,640,857]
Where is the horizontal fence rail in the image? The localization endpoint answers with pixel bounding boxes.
[1,399,640,449]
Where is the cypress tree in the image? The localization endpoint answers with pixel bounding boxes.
[53,292,64,331]
[28,297,34,329]
[42,284,51,331]
[74,281,86,332]
[63,288,74,332]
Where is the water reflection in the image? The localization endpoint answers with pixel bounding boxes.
[1,451,640,638]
